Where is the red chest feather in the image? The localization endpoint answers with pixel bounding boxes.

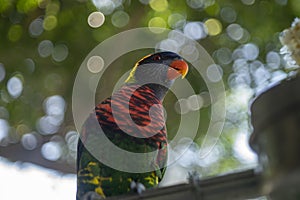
[95,85,167,142]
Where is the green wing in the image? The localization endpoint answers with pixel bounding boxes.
[76,114,168,199]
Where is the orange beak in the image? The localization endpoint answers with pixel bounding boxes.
[167,59,189,80]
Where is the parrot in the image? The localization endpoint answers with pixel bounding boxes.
[76,51,189,199]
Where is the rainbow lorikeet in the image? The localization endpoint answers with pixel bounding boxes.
[76,51,188,199]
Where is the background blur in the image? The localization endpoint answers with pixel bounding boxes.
[0,0,298,199]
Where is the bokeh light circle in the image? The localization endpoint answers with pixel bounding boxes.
[184,22,207,40]
[205,18,222,36]
[7,76,23,98]
[111,11,130,28]
[88,11,105,28]
[87,56,104,73]
[41,141,62,161]
[148,17,167,33]
[0,64,6,82]
[149,0,168,12]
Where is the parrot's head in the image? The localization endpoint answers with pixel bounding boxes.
[125,51,189,89]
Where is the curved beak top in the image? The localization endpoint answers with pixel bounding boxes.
[167,59,189,80]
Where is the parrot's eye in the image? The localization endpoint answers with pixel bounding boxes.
[153,55,161,61]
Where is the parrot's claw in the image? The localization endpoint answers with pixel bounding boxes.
[136,182,146,194]
[82,191,103,200]
[130,181,146,194]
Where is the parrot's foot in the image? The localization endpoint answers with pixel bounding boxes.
[81,191,103,200]
[130,181,146,194]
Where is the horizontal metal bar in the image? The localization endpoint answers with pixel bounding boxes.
[107,169,263,200]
